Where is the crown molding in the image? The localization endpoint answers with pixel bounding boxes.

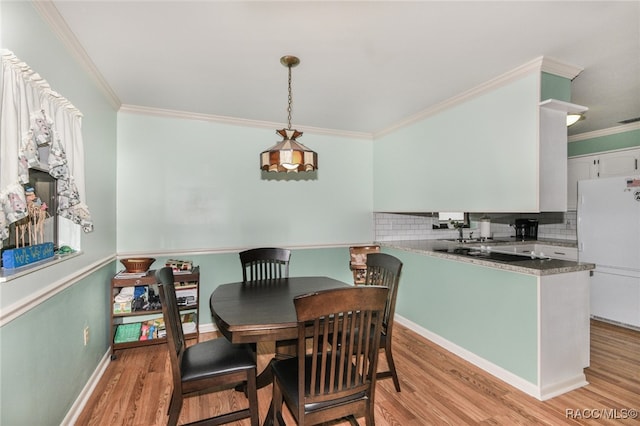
[568,121,640,142]
[374,56,545,139]
[119,104,372,140]
[374,56,586,139]
[540,57,584,80]
[32,0,121,110]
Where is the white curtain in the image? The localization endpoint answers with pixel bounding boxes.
[0,49,93,242]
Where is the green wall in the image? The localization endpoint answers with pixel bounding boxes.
[568,128,640,157]
[0,266,113,425]
[541,72,571,103]
[116,113,374,252]
[384,247,539,384]
[373,72,540,212]
[1,2,118,424]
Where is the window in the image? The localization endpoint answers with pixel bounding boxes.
[2,169,58,254]
[1,50,93,275]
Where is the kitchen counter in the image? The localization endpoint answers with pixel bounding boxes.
[380,239,594,276]
[382,239,592,400]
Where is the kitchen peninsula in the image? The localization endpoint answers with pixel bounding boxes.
[381,239,595,401]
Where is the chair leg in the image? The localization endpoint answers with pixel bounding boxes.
[272,378,283,426]
[364,399,375,426]
[385,342,401,392]
[346,415,359,425]
[246,369,259,426]
[166,390,183,426]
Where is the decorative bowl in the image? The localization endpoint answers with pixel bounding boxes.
[120,257,155,273]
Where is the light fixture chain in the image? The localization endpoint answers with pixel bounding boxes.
[287,64,293,130]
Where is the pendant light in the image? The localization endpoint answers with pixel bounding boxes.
[260,55,318,172]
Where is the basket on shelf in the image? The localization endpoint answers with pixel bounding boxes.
[120,257,155,273]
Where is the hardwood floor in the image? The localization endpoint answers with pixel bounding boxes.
[75,320,640,425]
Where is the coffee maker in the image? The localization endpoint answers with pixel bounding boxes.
[514,218,538,241]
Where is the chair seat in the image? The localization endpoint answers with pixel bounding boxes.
[181,338,255,383]
[272,355,367,413]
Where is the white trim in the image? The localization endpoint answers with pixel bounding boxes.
[539,99,587,114]
[199,322,217,334]
[61,349,111,426]
[0,254,115,326]
[540,56,584,80]
[116,242,363,258]
[374,56,545,139]
[569,121,640,142]
[32,0,121,110]
[119,104,372,140]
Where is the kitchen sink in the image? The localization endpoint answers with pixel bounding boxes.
[434,247,545,263]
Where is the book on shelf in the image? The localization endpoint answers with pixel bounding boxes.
[114,323,141,343]
[114,318,166,343]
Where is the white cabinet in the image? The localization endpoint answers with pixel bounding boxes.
[598,149,640,177]
[499,243,578,261]
[534,244,577,261]
[567,156,598,210]
[567,148,640,210]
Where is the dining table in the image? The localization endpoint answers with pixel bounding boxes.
[209,276,351,425]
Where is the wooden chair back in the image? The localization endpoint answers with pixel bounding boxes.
[362,252,403,391]
[157,267,185,389]
[240,247,291,282]
[364,253,402,333]
[293,286,388,423]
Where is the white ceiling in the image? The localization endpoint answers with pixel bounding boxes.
[50,1,640,137]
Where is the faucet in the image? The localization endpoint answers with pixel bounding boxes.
[458,226,464,241]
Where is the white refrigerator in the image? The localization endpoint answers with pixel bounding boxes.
[577,175,640,328]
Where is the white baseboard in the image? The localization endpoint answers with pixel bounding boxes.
[395,314,544,400]
[199,322,217,334]
[61,349,111,425]
[539,375,588,401]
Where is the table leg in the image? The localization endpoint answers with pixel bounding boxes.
[257,339,296,387]
[262,339,296,426]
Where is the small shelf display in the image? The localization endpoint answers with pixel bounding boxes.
[110,264,199,359]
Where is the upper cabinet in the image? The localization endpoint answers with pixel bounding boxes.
[597,149,640,177]
[567,148,640,210]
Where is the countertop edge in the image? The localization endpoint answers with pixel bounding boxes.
[380,240,595,276]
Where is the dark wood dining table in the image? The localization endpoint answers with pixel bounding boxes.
[209,275,350,370]
[210,276,351,425]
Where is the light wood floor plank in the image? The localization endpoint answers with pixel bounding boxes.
[75,320,640,425]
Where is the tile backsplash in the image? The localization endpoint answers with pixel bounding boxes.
[374,212,577,242]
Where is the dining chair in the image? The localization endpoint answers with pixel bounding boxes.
[239,247,291,282]
[271,285,389,426]
[348,245,380,284]
[156,267,259,426]
[362,252,403,392]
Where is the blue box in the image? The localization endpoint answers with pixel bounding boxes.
[2,243,55,268]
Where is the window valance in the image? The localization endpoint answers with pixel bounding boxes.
[1,50,93,242]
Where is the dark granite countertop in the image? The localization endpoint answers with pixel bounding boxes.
[380,239,594,276]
